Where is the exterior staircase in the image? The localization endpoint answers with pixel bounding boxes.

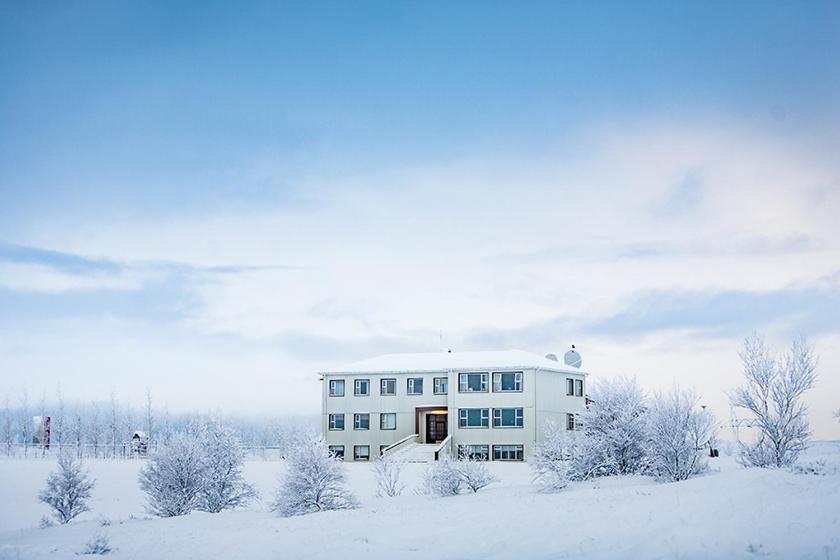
[388,442,440,463]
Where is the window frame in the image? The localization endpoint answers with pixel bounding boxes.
[458,372,489,393]
[407,377,424,395]
[328,413,345,431]
[575,379,584,397]
[566,378,575,396]
[458,444,490,461]
[492,371,523,392]
[353,413,370,430]
[380,378,397,396]
[328,445,345,460]
[328,379,345,397]
[353,445,370,461]
[492,407,524,428]
[566,412,577,431]
[380,412,397,430]
[458,407,490,428]
[354,379,371,396]
[433,376,448,395]
[493,444,524,461]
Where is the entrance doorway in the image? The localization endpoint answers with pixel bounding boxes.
[425,412,448,444]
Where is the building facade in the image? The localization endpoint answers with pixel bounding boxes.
[320,349,588,462]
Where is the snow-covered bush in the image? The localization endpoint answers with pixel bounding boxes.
[199,420,258,512]
[422,456,462,496]
[272,436,358,516]
[139,430,206,517]
[80,532,112,555]
[39,515,55,529]
[456,451,496,493]
[645,388,715,482]
[579,377,649,477]
[531,421,575,492]
[731,334,818,468]
[373,453,404,497]
[790,459,830,476]
[38,453,96,524]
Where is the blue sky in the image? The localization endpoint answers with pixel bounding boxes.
[1,2,839,436]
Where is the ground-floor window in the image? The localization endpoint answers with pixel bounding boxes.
[354,445,370,461]
[493,444,524,461]
[566,413,576,431]
[328,445,345,460]
[458,444,490,461]
[328,413,344,430]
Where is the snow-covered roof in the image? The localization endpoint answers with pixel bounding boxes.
[321,349,588,375]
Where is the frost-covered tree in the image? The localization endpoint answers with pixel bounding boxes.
[579,377,649,477]
[422,456,462,496]
[456,451,496,493]
[645,388,715,482]
[373,453,404,497]
[272,437,358,516]
[1,395,12,456]
[199,420,257,513]
[531,421,574,492]
[731,334,818,468]
[38,454,96,524]
[138,430,206,517]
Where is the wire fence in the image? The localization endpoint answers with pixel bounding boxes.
[0,443,289,461]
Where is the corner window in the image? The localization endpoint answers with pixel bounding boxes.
[433,377,448,395]
[328,413,345,430]
[354,413,370,430]
[566,378,574,396]
[566,413,577,431]
[380,378,396,396]
[492,371,523,392]
[575,379,584,397]
[354,379,370,396]
[329,379,345,397]
[328,445,344,460]
[493,407,524,428]
[458,408,489,428]
[493,444,524,461]
[354,445,370,461]
[380,413,397,430]
[459,372,488,393]
[458,444,490,461]
[407,378,423,395]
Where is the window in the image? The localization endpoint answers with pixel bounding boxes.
[493,444,524,461]
[566,413,576,431]
[329,379,345,397]
[380,413,397,430]
[493,407,524,428]
[575,379,584,397]
[458,408,489,428]
[566,378,574,396]
[459,372,488,393]
[328,445,344,460]
[354,379,370,396]
[380,378,396,396]
[407,378,423,395]
[354,445,370,461]
[433,377,448,395]
[328,413,345,430]
[493,371,523,392]
[354,413,370,430]
[458,444,490,461]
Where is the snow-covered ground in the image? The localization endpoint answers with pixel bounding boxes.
[1,443,839,559]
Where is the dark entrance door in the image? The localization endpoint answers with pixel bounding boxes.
[426,413,448,444]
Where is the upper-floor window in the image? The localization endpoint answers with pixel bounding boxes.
[380,413,397,430]
[381,378,396,396]
[566,413,577,431]
[354,379,370,396]
[493,371,523,392]
[407,378,424,395]
[566,378,574,396]
[575,379,584,397]
[493,407,524,428]
[328,413,345,430]
[354,413,370,430]
[458,408,489,428]
[434,377,448,395]
[459,372,488,393]
[329,379,345,397]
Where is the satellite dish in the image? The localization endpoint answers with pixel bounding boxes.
[545,353,559,362]
[564,345,582,368]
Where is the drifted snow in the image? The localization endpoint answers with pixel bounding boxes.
[1,443,838,559]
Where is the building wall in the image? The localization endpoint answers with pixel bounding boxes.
[322,367,588,461]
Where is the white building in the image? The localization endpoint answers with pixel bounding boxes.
[320,349,588,462]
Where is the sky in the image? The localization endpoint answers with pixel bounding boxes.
[1,1,839,438]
